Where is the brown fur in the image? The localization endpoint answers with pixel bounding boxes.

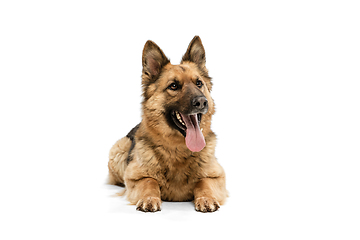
[108,36,228,212]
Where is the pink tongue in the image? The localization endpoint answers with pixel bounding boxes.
[181,113,206,152]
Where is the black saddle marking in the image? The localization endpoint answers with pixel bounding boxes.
[126,123,140,164]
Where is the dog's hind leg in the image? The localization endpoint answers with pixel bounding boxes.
[108,137,132,187]
[108,123,140,187]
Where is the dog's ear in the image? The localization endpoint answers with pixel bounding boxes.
[142,40,170,79]
[181,36,206,67]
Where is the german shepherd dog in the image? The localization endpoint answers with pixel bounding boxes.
[108,36,227,212]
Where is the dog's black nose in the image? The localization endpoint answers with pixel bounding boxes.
[192,96,208,112]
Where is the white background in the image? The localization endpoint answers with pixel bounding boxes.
[1,0,359,239]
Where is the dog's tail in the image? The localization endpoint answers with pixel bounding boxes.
[108,136,132,187]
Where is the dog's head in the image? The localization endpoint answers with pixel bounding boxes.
[141,36,215,152]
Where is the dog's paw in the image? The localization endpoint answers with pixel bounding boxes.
[136,197,161,212]
[194,197,220,213]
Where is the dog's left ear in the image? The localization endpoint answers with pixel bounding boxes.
[181,36,206,68]
[142,40,170,79]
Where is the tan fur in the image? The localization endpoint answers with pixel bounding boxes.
[108,36,228,212]
[108,137,131,186]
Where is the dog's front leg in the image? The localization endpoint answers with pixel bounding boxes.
[126,177,161,212]
[193,177,227,212]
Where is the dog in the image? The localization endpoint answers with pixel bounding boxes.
[108,36,228,212]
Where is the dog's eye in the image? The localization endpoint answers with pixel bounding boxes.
[196,80,203,88]
[168,83,179,91]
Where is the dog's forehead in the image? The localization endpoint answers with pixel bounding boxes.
[164,64,199,81]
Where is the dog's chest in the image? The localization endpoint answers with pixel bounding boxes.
[157,159,201,201]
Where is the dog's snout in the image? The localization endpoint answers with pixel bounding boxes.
[192,96,208,113]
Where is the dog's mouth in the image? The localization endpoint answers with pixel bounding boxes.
[171,111,205,152]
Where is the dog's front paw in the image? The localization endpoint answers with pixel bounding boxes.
[136,197,161,212]
[194,197,220,213]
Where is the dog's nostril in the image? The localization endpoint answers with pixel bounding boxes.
[192,96,208,110]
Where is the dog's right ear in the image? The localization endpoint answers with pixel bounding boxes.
[142,40,170,80]
[181,36,206,68]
